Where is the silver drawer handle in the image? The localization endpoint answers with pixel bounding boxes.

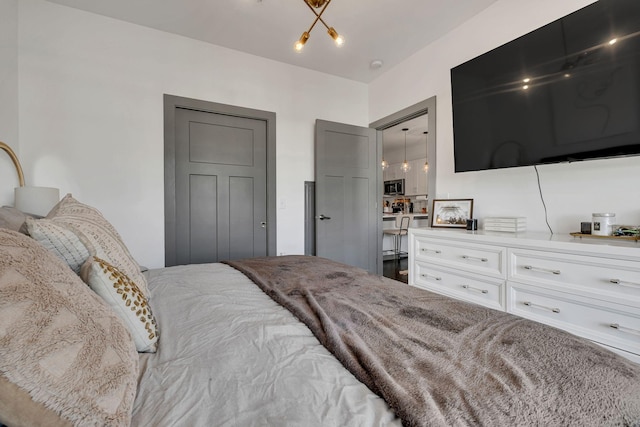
[462,284,488,294]
[461,255,488,262]
[523,301,560,313]
[609,279,640,288]
[523,265,561,275]
[420,248,442,254]
[420,273,442,281]
[609,323,640,336]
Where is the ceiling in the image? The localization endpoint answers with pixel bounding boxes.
[382,115,430,156]
[45,0,499,83]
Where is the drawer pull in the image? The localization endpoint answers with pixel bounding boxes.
[420,273,442,281]
[420,248,442,254]
[523,301,560,313]
[609,279,640,288]
[523,265,561,275]
[461,255,488,262]
[609,323,640,336]
[462,284,488,294]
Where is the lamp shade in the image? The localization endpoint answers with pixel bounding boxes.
[15,186,60,216]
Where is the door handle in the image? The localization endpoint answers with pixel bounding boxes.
[315,214,331,220]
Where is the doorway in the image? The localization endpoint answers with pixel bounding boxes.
[370,97,437,279]
[163,95,277,266]
[370,97,437,202]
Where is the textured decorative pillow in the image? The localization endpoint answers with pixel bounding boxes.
[81,256,158,353]
[26,194,150,296]
[25,219,90,273]
[0,206,32,234]
[0,228,138,426]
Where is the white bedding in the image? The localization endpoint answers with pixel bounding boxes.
[132,263,400,426]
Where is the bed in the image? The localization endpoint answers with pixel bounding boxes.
[132,262,399,427]
[1,196,640,427]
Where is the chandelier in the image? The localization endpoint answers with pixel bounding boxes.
[295,0,344,51]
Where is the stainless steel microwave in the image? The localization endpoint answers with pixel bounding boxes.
[384,179,404,196]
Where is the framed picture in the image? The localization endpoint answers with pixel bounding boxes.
[431,199,474,228]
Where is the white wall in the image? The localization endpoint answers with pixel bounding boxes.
[0,0,19,206]
[369,0,640,234]
[15,0,368,268]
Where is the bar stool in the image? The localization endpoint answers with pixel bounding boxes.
[383,216,411,259]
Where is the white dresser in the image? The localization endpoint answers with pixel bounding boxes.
[408,227,640,363]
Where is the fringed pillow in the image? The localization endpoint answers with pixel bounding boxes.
[0,228,138,426]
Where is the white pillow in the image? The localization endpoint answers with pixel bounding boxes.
[25,219,89,273]
[81,256,158,353]
[26,194,150,297]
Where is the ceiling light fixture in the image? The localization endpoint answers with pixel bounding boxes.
[294,0,343,52]
[401,128,410,173]
[423,131,429,173]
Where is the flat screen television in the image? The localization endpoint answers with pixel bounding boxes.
[451,0,640,172]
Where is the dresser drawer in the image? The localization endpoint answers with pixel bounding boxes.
[507,282,640,356]
[412,261,505,311]
[414,236,506,279]
[509,248,640,302]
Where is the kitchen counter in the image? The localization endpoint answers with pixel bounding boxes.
[383,213,428,221]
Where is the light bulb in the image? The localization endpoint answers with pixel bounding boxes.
[295,32,309,51]
[381,159,389,170]
[423,162,429,172]
[401,161,410,173]
[327,27,344,46]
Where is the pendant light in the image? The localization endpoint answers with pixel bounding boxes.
[423,131,429,173]
[401,128,410,173]
[381,132,389,170]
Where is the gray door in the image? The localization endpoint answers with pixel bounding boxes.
[170,107,267,265]
[315,119,381,273]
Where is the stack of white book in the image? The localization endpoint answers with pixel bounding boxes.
[484,217,526,233]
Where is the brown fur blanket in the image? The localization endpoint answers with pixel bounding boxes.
[224,255,640,427]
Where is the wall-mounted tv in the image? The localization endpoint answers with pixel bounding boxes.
[451,0,640,173]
